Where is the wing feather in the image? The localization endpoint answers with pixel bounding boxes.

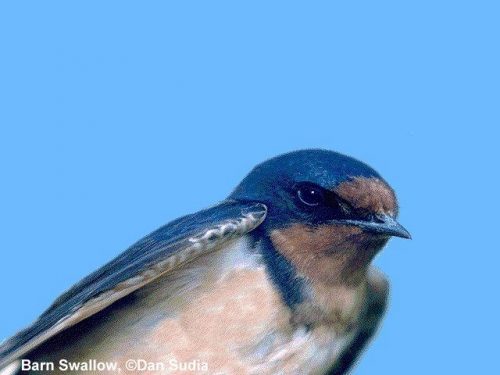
[327,268,389,375]
[0,200,266,369]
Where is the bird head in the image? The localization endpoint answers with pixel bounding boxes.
[230,149,410,285]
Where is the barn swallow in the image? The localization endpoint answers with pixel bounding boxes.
[0,149,410,375]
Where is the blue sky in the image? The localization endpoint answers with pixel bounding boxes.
[0,1,498,373]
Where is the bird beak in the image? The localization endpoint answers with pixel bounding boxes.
[341,214,412,239]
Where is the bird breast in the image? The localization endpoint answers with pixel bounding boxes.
[30,236,363,375]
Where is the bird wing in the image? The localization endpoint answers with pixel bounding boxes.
[327,268,390,375]
[0,200,267,370]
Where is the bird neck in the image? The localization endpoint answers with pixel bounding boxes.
[251,226,386,328]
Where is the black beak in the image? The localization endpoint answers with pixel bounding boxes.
[341,214,411,239]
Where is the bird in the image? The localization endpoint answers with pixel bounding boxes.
[0,149,410,375]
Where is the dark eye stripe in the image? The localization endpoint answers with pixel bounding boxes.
[293,182,370,224]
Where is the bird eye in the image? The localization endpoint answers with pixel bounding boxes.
[297,186,324,206]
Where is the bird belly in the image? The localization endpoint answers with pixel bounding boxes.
[28,237,357,375]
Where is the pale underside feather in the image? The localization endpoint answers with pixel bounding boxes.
[0,201,267,370]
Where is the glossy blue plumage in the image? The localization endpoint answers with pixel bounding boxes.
[231,149,381,204]
[0,149,408,375]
